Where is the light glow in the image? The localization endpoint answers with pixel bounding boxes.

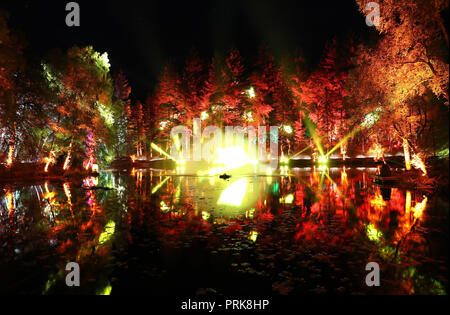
[283,125,293,134]
[99,221,116,245]
[218,178,248,206]
[6,145,14,167]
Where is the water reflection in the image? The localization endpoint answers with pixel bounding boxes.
[0,167,447,295]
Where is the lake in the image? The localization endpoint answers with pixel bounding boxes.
[0,166,448,295]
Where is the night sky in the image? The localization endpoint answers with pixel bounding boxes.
[1,0,370,100]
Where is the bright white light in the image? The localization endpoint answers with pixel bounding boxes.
[218,178,248,206]
[201,111,209,121]
[283,125,293,134]
[247,87,256,99]
[216,146,250,170]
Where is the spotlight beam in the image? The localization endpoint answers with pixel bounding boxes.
[151,143,177,161]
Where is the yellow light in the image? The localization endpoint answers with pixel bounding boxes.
[6,145,14,167]
[280,194,294,204]
[201,111,209,121]
[247,87,256,99]
[411,153,427,176]
[370,192,387,210]
[366,223,382,242]
[202,211,210,221]
[280,166,289,176]
[403,139,411,171]
[152,176,170,194]
[218,178,248,206]
[63,154,71,171]
[245,208,256,218]
[216,146,250,170]
[151,143,176,161]
[98,221,116,245]
[318,155,328,165]
[159,121,169,130]
[249,231,258,242]
[63,183,72,203]
[412,197,428,220]
[283,125,293,134]
[5,189,14,214]
[160,201,171,213]
[244,111,254,122]
[44,152,56,172]
[98,284,112,296]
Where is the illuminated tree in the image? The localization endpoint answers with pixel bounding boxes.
[42,46,114,169]
[355,0,449,170]
[299,41,350,152]
[0,10,25,166]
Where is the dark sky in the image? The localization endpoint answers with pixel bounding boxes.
[1,0,370,100]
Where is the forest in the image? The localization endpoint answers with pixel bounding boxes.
[1,0,448,183]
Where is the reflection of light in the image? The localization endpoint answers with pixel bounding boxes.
[160,201,171,213]
[366,223,382,242]
[280,166,289,175]
[403,139,411,171]
[341,168,348,186]
[44,152,56,172]
[202,211,210,221]
[280,194,294,204]
[43,182,56,200]
[6,145,14,166]
[318,165,328,172]
[63,154,71,171]
[370,192,387,210]
[406,191,412,213]
[411,154,427,176]
[63,183,72,203]
[83,177,99,188]
[412,197,428,220]
[152,176,170,194]
[99,221,116,245]
[98,284,112,295]
[5,189,14,214]
[249,231,258,242]
[218,178,248,206]
[245,208,256,218]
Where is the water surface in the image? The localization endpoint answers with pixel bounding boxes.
[0,167,448,295]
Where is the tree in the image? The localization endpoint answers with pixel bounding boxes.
[355,0,449,170]
[0,10,25,166]
[299,41,350,153]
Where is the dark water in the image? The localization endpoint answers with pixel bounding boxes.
[0,167,448,295]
